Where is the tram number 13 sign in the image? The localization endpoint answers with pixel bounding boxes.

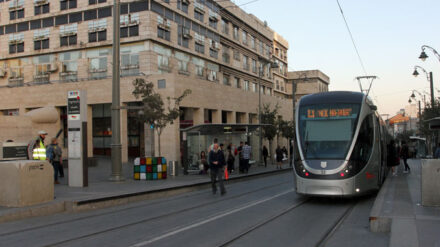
[307,108,352,119]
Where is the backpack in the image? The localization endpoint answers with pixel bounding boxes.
[46,145,54,161]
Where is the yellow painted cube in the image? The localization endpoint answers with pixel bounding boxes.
[146,157,152,165]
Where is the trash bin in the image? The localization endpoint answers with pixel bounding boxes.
[168,161,179,176]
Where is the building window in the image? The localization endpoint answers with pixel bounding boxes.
[177,0,188,13]
[9,33,25,54]
[222,46,230,63]
[194,11,204,22]
[206,63,219,82]
[195,43,204,54]
[242,31,247,45]
[9,43,24,54]
[60,24,77,47]
[33,55,53,84]
[59,51,80,81]
[195,33,205,54]
[208,10,218,29]
[276,80,279,90]
[243,56,249,71]
[154,44,172,73]
[259,40,264,54]
[10,9,24,20]
[157,27,170,41]
[252,82,257,93]
[178,25,190,48]
[252,59,257,73]
[209,48,218,59]
[87,48,109,79]
[121,13,139,38]
[233,26,239,41]
[60,0,77,10]
[175,51,190,74]
[223,74,230,86]
[88,19,107,42]
[251,36,255,50]
[121,48,140,77]
[233,49,240,61]
[192,57,205,77]
[244,80,249,91]
[34,39,49,50]
[234,77,240,88]
[33,28,50,50]
[34,3,50,15]
[221,19,229,34]
[89,0,106,4]
[158,79,166,89]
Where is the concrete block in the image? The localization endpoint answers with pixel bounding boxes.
[0,160,54,207]
[421,159,440,206]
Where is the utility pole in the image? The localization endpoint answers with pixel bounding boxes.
[430,72,434,107]
[110,0,124,181]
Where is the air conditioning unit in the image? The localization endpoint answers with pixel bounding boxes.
[209,14,218,22]
[183,28,192,39]
[182,0,190,4]
[207,73,214,81]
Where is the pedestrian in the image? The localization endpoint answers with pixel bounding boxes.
[47,138,62,184]
[227,143,235,173]
[434,143,440,159]
[276,145,283,169]
[237,141,244,173]
[262,145,269,167]
[242,141,252,173]
[199,151,208,175]
[400,141,411,173]
[27,130,48,161]
[209,143,226,195]
[387,140,399,176]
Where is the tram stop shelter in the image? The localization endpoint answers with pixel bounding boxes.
[180,124,269,171]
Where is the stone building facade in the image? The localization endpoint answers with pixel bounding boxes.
[0,0,292,162]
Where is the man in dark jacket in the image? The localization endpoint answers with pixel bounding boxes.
[209,143,226,195]
[401,141,410,173]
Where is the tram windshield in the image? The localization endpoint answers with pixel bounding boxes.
[298,103,361,159]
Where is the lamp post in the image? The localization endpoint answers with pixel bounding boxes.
[412,65,434,107]
[110,0,124,181]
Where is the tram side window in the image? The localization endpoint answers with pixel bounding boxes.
[351,114,374,163]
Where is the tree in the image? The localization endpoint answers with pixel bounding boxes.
[261,103,279,163]
[132,78,191,156]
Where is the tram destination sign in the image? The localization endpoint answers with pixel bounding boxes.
[306,108,353,119]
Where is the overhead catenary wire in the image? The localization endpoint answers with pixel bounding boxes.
[335,0,368,76]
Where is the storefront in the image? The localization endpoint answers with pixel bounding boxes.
[180,124,266,169]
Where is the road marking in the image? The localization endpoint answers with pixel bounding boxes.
[130,189,294,247]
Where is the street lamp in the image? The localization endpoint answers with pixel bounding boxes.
[412,65,434,107]
[409,90,423,135]
[419,45,440,62]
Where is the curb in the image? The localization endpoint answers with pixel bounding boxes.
[0,168,292,223]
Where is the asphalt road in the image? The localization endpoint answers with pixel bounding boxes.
[0,172,388,247]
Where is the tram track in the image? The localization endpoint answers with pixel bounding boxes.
[216,198,357,247]
[1,179,290,246]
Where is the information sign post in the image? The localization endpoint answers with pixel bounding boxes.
[67,90,88,187]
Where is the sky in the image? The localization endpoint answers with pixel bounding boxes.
[237,0,440,118]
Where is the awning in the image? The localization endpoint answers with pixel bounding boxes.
[180,124,271,135]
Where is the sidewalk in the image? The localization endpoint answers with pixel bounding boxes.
[0,157,291,223]
[370,159,440,247]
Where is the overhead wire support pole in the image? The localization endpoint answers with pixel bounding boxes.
[110,0,124,181]
[355,76,378,97]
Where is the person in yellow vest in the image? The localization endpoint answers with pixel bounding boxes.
[27,130,48,161]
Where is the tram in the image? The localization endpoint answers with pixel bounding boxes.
[293,91,390,196]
